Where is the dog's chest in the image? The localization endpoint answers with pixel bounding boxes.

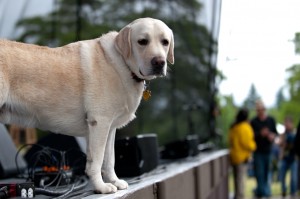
[113,83,144,129]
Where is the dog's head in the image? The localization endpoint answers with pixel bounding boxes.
[115,18,174,81]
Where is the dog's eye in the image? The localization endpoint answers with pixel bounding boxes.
[162,39,169,46]
[138,39,148,46]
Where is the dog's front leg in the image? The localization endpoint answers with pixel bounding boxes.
[85,116,117,194]
[102,127,128,190]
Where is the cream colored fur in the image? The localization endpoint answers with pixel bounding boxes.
[0,18,174,193]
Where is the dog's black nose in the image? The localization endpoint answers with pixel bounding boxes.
[151,57,165,74]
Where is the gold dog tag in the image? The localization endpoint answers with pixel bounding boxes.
[143,90,151,101]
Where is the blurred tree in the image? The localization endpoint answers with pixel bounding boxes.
[286,64,300,101]
[267,87,287,124]
[295,32,300,54]
[280,64,300,123]
[15,0,217,145]
[16,0,109,46]
[272,33,300,124]
[218,95,237,147]
[243,84,260,110]
[275,87,286,109]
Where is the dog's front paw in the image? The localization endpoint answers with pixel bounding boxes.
[95,182,118,194]
[112,179,128,190]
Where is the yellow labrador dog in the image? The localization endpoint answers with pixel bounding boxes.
[0,17,174,193]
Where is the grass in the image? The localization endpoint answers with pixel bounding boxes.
[229,170,290,198]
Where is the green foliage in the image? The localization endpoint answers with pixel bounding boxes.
[286,64,300,100]
[295,32,300,54]
[280,34,300,124]
[217,95,237,147]
[274,63,300,125]
[15,0,218,145]
[279,34,300,124]
[280,101,300,124]
[16,0,111,46]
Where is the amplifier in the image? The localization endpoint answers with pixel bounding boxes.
[160,135,199,159]
[115,134,159,177]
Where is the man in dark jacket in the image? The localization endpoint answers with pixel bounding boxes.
[293,119,300,192]
[251,100,277,198]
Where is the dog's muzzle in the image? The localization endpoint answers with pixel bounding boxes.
[151,57,166,75]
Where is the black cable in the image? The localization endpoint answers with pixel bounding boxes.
[55,174,64,189]
[39,176,50,187]
[15,144,43,177]
[43,171,62,188]
[17,144,65,182]
[53,184,75,199]
[0,186,8,199]
[0,191,7,199]
[63,190,95,199]
[35,176,88,197]
[16,144,88,198]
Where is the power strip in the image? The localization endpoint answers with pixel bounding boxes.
[0,182,34,198]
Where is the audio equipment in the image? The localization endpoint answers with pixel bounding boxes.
[24,133,87,175]
[115,134,159,177]
[160,135,199,159]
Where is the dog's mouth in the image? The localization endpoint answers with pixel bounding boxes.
[138,68,166,80]
[138,70,155,81]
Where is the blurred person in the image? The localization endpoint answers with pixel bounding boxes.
[270,141,280,182]
[250,100,278,198]
[278,116,298,198]
[293,119,300,194]
[229,108,256,199]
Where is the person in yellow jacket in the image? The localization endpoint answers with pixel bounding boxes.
[229,108,256,199]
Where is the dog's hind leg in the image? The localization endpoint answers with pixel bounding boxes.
[102,127,128,190]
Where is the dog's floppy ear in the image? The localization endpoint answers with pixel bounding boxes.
[115,26,131,59]
[167,31,174,64]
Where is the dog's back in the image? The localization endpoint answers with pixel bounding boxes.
[0,40,87,135]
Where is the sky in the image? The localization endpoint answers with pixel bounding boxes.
[0,0,53,38]
[217,0,300,107]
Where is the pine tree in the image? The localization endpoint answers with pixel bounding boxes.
[243,84,260,110]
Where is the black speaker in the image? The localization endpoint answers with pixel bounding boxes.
[0,124,27,178]
[115,134,159,177]
[160,134,199,159]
